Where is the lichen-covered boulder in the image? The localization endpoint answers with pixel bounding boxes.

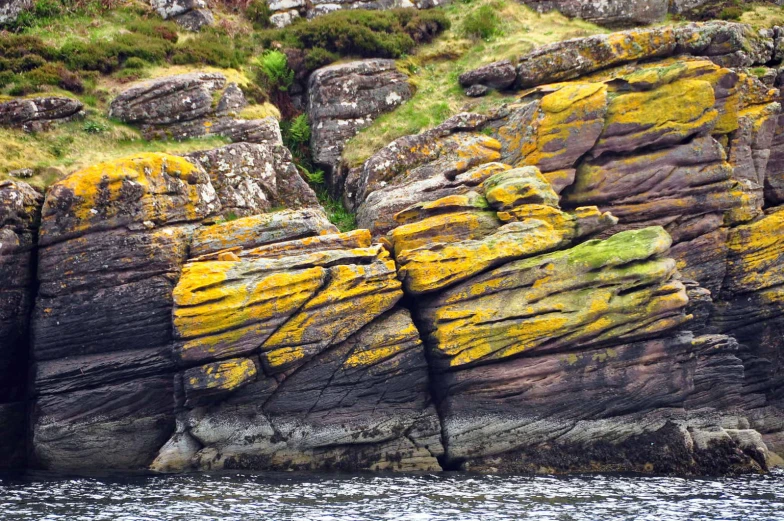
[110,73,226,125]
[149,0,214,30]
[308,60,412,173]
[515,22,773,89]
[520,0,669,27]
[110,74,279,144]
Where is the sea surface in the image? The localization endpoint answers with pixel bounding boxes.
[0,470,782,520]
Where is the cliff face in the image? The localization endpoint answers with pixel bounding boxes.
[2,20,784,475]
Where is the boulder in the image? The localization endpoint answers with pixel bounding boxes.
[308,60,412,173]
[110,73,279,144]
[0,0,31,25]
[184,142,318,218]
[0,97,84,132]
[515,22,773,89]
[149,0,214,30]
[520,0,669,27]
[109,73,226,126]
[458,60,516,92]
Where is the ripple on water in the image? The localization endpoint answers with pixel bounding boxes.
[0,471,782,521]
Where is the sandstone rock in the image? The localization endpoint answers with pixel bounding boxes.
[458,60,516,91]
[184,142,318,218]
[515,22,772,89]
[153,211,443,471]
[0,0,31,25]
[149,0,213,30]
[0,97,84,132]
[109,73,226,125]
[308,60,412,173]
[29,153,220,471]
[465,84,489,97]
[215,83,248,117]
[142,116,283,145]
[0,180,42,470]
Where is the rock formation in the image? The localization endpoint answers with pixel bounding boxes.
[520,0,719,27]
[2,19,784,476]
[109,73,280,144]
[267,0,449,28]
[148,0,214,31]
[0,0,31,25]
[0,180,42,470]
[0,97,84,132]
[308,60,412,182]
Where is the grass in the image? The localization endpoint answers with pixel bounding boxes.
[341,0,605,167]
[0,118,230,190]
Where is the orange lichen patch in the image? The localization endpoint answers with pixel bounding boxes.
[724,208,784,293]
[42,153,215,240]
[453,135,503,173]
[397,218,572,294]
[394,192,490,226]
[389,211,501,256]
[453,162,512,185]
[173,261,327,359]
[185,357,257,394]
[218,251,241,262]
[523,83,608,169]
[191,213,277,253]
[599,78,718,150]
[483,167,560,210]
[242,230,372,259]
[419,227,686,367]
[542,169,576,194]
[261,261,403,370]
[343,319,421,369]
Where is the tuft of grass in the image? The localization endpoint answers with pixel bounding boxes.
[317,189,357,232]
[342,0,604,167]
[462,5,502,40]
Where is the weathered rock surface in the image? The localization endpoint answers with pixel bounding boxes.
[309,60,412,175]
[0,180,42,470]
[0,97,84,132]
[515,22,774,89]
[149,0,214,31]
[150,210,443,472]
[458,60,516,93]
[30,153,220,471]
[521,0,669,27]
[0,0,31,25]
[110,74,279,144]
[268,0,449,28]
[184,142,319,217]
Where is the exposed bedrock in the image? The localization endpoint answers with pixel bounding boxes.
[520,0,670,27]
[151,214,443,472]
[346,37,784,470]
[0,180,42,470]
[27,141,321,471]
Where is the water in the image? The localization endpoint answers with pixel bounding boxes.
[0,471,782,521]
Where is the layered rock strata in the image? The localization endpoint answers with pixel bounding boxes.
[151,215,443,472]
[109,73,279,144]
[0,180,42,470]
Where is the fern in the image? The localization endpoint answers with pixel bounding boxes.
[256,50,294,92]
